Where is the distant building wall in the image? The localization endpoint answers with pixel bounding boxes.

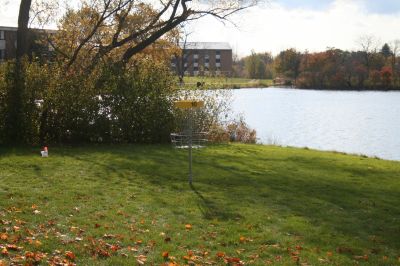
[172,42,233,77]
[0,26,54,62]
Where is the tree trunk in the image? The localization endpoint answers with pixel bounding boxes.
[17,0,32,60]
[4,0,32,144]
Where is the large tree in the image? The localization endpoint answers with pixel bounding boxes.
[45,0,258,71]
[274,48,301,84]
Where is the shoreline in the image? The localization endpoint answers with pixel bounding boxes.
[203,85,400,92]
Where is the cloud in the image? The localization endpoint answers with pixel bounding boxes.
[272,0,400,14]
[0,0,19,26]
[188,0,400,56]
[271,0,334,11]
[2,0,400,57]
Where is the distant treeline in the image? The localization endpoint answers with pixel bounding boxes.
[234,41,400,90]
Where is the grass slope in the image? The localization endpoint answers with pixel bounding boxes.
[0,144,399,265]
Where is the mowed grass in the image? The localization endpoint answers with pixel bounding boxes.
[181,77,273,89]
[0,144,399,265]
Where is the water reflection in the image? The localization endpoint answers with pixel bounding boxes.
[230,88,400,161]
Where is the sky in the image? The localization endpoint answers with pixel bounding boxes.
[1,0,400,57]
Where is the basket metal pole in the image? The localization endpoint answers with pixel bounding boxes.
[188,109,193,184]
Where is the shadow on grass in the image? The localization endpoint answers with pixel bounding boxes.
[35,144,400,251]
[190,183,243,220]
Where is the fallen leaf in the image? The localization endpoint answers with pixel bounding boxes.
[1,248,8,256]
[25,251,45,262]
[226,257,241,263]
[326,251,333,257]
[185,224,192,230]
[137,255,147,264]
[291,255,300,262]
[110,245,120,252]
[162,251,169,258]
[103,234,115,239]
[0,234,7,241]
[239,236,246,243]
[65,251,76,260]
[216,252,225,258]
[353,255,368,261]
[336,247,354,254]
[6,244,22,251]
[98,249,110,258]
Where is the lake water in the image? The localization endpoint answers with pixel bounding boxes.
[230,88,400,161]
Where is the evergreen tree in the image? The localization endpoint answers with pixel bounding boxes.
[381,43,393,58]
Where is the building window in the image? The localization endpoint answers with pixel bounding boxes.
[0,31,4,40]
[216,58,221,63]
[193,53,199,59]
[193,66,199,72]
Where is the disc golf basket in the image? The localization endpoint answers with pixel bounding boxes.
[171,100,207,184]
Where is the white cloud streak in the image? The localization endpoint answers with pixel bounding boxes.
[188,0,400,56]
[2,0,400,57]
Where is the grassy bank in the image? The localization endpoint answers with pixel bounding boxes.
[0,144,399,265]
[180,77,273,89]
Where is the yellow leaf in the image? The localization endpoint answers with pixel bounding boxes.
[1,248,8,256]
[0,234,7,241]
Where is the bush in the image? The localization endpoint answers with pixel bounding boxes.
[208,118,257,144]
[0,59,255,146]
[0,59,177,145]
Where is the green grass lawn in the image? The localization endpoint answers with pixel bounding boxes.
[181,77,273,89]
[0,144,399,265]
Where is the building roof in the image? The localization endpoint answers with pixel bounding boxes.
[0,26,57,34]
[0,26,18,31]
[180,42,231,50]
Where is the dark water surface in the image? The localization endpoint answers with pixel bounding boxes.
[230,88,400,161]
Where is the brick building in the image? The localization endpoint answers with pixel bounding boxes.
[0,26,55,62]
[172,42,233,77]
[0,27,17,61]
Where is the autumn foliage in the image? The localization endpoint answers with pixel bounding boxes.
[274,46,400,90]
